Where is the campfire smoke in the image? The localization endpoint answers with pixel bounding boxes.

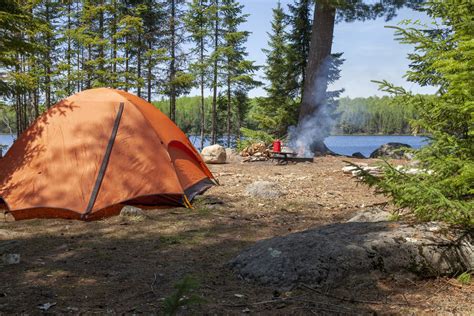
[288,55,340,158]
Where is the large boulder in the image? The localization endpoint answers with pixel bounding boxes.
[370,142,412,159]
[229,221,473,289]
[201,144,227,164]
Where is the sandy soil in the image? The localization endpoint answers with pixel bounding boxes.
[0,156,472,314]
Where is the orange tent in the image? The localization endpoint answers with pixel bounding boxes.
[0,88,215,220]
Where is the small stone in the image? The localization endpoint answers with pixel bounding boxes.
[120,205,144,217]
[2,253,20,265]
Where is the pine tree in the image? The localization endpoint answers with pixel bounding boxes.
[361,0,473,227]
[221,0,258,146]
[0,0,39,95]
[163,0,193,122]
[209,0,222,144]
[185,0,213,150]
[253,1,297,137]
[287,0,312,98]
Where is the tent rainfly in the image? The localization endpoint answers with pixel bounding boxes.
[0,88,216,220]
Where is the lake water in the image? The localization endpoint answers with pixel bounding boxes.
[188,135,428,157]
[1,133,428,157]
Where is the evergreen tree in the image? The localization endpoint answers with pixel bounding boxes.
[220,0,258,146]
[253,1,297,137]
[362,0,473,227]
[0,0,39,96]
[209,0,222,144]
[185,0,213,150]
[163,0,193,122]
[287,0,312,98]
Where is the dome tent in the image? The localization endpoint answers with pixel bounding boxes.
[0,88,215,220]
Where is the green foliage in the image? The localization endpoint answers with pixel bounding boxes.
[287,0,312,98]
[162,275,203,316]
[154,96,212,135]
[359,0,474,227]
[237,127,273,151]
[252,2,298,137]
[456,272,471,285]
[335,96,418,135]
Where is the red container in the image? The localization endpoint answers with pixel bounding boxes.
[273,139,281,152]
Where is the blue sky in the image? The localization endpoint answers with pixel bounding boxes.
[237,0,436,98]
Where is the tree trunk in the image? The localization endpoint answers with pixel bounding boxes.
[45,0,52,107]
[169,0,177,122]
[200,39,205,151]
[137,32,142,97]
[87,44,92,89]
[112,0,117,88]
[211,0,219,145]
[147,40,152,102]
[125,36,129,92]
[67,0,72,94]
[226,73,231,147]
[296,0,336,155]
[98,0,105,84]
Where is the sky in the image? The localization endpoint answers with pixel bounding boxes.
[235,0,436,98]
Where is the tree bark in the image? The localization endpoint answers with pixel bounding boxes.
[226,72,231,147]
[147,40,152,103]
[137,32,142,97]
[200,35,205,151]
[211,0,219,145]
[296,0,336,155]
[125,36,129,92]
[169,0,177,122]
[67,0,72,94]
[111,0,117,88]
[45,0,52,107]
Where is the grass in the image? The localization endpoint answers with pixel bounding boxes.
[457,272,471,285]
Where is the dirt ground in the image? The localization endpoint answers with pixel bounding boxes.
[0,156,472,315]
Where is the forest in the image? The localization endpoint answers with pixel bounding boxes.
[0,0,422,143]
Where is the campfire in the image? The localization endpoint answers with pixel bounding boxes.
[240,140,314,164]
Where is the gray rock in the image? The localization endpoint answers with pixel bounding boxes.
[120,205,144,217]
[245,181,284,199]
[225,148,241,162]
[229,221,473,289]
[2,253,20,265]
[201,144,227,164]
[370,142,412,159]
[351,152,366,159]
[347,208,392,222]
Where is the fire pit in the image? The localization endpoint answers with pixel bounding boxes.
[271,151,313,164]
[271,139,313,164]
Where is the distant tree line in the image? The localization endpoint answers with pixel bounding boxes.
[0,92,421,137]
[334,96,418,135]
